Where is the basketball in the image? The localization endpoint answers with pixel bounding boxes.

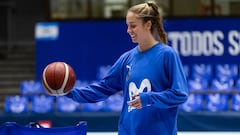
[41,62,76,96]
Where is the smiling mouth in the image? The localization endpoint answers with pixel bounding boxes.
[131,35,136,39]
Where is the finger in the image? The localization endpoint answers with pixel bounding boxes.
[134,98,142,109]
[131,93,139,99]
[128,98,141,107]
[132,102,142,109]
[127,100,136,106]
[127,101,132,106]
[135,104,142,109]
[127,101,142,109]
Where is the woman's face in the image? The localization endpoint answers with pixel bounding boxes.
[126,11,151,44]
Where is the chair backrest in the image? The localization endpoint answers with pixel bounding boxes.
[215,64,238,81]
[31,95,54,113]
[235,78,240,90]
[232,78,240,111]
[188,77,209,91]
[191,64,213,81]
[20,80,46,95]
[205,78,234,112]
[211,78,234,91]
[0,121,87,135]
[4,96,29,113]
[74,80,89,88]
[181,78,209,112]
[232,94,240,111]
[56,96,80,112]
[105,92,123,112]
[180,94,203,112]
[81,101,106,112]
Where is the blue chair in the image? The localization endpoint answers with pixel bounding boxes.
[232,79,240,111]
[56,96,80,112]
[191,64,213,81]
[205,78,234,112]
[180,94,202,112]
[105,92,124,112]
[20,80,46,95]
[0,121,87,135]
[74,80,88,88]
[81,101,107,112]
[215,64,238,81]
[188,77,209,91]
[4,95,29,113]
[31,95,54,113]
[180,78,208,112]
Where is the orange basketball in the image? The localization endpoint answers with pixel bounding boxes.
[41,62,76,96]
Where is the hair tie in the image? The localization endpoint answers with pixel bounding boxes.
[146,1,159,16]
[146,1,153,7]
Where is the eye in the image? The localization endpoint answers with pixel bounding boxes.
[129,25,136,29]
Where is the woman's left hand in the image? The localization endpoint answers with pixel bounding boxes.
[127,94,142,109]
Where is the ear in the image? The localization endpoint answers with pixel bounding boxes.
[145,20,152,30]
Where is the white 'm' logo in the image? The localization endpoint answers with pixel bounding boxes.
[128,79,151,112]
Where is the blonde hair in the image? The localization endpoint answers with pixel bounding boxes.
[128,1,168,44]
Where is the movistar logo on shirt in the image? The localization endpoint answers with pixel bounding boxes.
[128,79,151,112]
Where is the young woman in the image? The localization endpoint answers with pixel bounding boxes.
[66,1,188,135]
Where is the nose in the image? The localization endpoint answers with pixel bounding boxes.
[127,27,131,34]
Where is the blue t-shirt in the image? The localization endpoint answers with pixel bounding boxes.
[66,42,189,135]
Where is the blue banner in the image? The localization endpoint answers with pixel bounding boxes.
[165,18,240,64]
[35,20,133,81]
[35,18,240,81]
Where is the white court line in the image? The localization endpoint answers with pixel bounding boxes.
[87,132,240,135]
[178,132,240,135]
